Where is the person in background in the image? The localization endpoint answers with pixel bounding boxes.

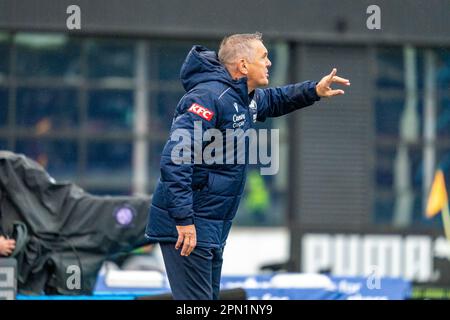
[244,169,270,223]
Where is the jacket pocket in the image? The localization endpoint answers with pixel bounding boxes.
[146,204,178,238]
[207,171,241,196]
[193,215,223,247]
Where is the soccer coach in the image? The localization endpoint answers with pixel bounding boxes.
[145,32,350,300]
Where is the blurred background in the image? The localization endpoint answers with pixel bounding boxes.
[1,0,450,299]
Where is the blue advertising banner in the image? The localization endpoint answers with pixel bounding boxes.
[88,272,412,300]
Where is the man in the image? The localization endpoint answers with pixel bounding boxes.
[145,32,350,299]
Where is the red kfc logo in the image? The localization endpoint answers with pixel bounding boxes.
[187,103,214,121]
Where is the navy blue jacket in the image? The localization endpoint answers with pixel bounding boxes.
[145,45,320,248]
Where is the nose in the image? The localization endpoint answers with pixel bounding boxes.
[267,59,272,68]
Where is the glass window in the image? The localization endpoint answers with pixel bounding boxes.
[437,149,450,189]
[373,47,432,228]
[0,33,10,77]
[263,42,285,87]
[0,88,8,127]
[0,139,7,150]
[86,141,132,181]
[415,51,425,91]
[374,191,426,225]
[149,41,193,82]
[15,139,78,178]
[149,40,217,81]
[374,144,424,226]
[15,33,81,78]
[374,191,394,224]
[87,39,135,79]
[16,87,79,130]
[437,95,450,138]
[148,90,184,133]
[375,96,406,137]
[147,139,167,192]
[375,146,423,190]
[87,89,134,132]
[376,48,405,90]
[436,49,450,90]
[375,95,425,142]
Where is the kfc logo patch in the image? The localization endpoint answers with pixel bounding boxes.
[188,103,214,121]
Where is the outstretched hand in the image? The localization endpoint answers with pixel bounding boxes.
[315,68,350,98]
[175,224,197,256]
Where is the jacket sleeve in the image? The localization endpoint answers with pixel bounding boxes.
[159,90,218,226]
[255,80,321,122]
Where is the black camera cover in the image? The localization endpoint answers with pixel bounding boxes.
[0,151,151,295]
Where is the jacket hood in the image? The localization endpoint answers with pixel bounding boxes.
[180,45,248,100]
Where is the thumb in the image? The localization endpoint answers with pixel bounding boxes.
[328,68,337,81]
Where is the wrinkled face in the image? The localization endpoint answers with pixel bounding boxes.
[246,40,272,91]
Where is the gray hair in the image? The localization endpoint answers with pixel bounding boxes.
[218,32,263,66]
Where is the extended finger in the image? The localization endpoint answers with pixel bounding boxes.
[327,89,345,96]
[175,234,184,250]
[186,237,196,256]
[181,236,190,256]
[332,76,350,85]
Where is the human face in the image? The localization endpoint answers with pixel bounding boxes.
[245,40,272,92]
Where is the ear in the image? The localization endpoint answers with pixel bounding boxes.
[237,59,248,75]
